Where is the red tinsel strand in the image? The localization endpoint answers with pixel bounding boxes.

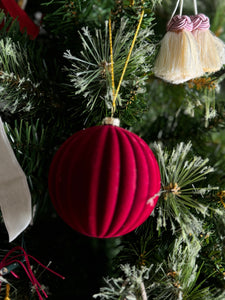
[0,246,65,300]
[1,247,37,284]
[0,251,65,280]
[1,258,45,299]
[27,254,65,280]
[10,271,20,279]
[0,250,47,299]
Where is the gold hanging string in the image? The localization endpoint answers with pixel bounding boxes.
[109,16,115,100]
[109,3,145,116]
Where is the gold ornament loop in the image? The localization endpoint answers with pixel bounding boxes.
[108,2,145,117]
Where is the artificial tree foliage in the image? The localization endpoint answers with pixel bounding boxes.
[0,0,225,299]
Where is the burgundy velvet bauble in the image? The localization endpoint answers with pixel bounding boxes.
[48,124,161,238]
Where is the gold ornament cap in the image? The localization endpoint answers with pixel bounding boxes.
[102,117,120,127]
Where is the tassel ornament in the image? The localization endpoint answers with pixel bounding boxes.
[191,13,225,73]
[154,15,204,84]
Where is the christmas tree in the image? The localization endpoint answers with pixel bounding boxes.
[0,0,225,299]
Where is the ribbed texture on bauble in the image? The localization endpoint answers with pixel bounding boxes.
[48,125,161,238]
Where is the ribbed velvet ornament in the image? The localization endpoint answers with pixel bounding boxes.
[48,124,161,238]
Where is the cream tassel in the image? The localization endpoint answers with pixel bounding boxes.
[191,13,225,73]
[154,15,204,84]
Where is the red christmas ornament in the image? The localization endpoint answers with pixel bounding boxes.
[48,119,161,238]
[0,0,39,39]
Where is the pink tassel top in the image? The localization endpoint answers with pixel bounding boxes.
[167,15,193,32]
[191,14,210,31]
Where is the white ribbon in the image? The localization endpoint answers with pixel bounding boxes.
[0,118,31,242]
